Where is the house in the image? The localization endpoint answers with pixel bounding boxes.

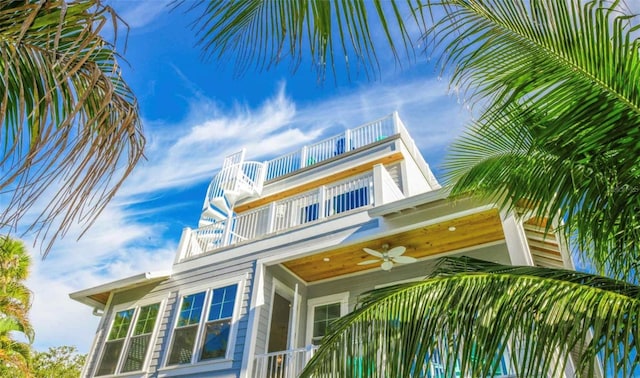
[70,112,577,377]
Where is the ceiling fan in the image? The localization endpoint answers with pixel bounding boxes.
[358,244,417,271]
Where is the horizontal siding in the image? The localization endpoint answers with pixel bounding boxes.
[89,255,257,378]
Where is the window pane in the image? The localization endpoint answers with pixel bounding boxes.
[208,284,237,321]
[121,334,151,373]
[199,319,231,361]
[177,292,205,327]
[134,303,160,335]
[96,340,124,376]
[108,309,134,340]
[168,325,198,365]
[312,303,342,340]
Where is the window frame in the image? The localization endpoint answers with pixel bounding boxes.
[161,276,244,374]
[305,292,349,346]
[94,297,166,377]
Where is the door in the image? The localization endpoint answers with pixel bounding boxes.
[267,292,291,353]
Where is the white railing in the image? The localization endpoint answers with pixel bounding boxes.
[254,346,318,378]
[253,346,516,378]
[264,113,399,181]
[182,172,375,259]
[206,161,266,202]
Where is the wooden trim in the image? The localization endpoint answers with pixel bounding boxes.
[235,152,404,213]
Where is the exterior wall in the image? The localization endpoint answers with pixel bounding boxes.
[85,260,256,378]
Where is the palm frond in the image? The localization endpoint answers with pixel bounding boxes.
[301,256,640,377]
[438,0,640,281]
[175,0,427,80]
[0,0,144,256]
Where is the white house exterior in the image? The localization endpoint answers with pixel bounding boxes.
[71,112,577,378]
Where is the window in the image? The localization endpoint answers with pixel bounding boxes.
[96,303,161,376]
[166,284,238,367]
[311,303,341,345]
[306,292,349,346]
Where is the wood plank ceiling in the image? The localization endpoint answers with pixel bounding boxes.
[283,208,505,282]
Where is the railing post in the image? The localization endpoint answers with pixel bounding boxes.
[174,227,193,263]
[344,129,352,151]
[318,186,326,220]
[372,164,384,206]
[392,110,401,133]
[266,202,277,234]
[222,213,234,247]
[300,145,308,168]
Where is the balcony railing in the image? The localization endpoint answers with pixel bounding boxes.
[253,346,517,378]
[253,346,318,378]
[264,113,399,181]
[180,172,376,260]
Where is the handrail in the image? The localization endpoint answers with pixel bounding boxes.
[264,113,398,181]
[184,172,376,259]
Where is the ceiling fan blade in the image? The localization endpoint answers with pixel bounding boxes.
[358,259,381,266]
[387,246,406,257]
[363,248,384,258]
[381,261,394,271]
[392,256,417,264]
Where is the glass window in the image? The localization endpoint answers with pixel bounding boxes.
[167,284,238,366]
[121,303,160,372]
[168,292,206,365]
[96,303,160,376]
[312,302,342,345]
[200,285,236,361]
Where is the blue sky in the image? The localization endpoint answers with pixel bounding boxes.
[22,1,474,352]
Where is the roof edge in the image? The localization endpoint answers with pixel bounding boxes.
[69,270,171,310]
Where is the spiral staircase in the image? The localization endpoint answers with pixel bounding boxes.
[199,149,267,247]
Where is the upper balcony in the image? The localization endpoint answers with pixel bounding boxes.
[177,112,438,262]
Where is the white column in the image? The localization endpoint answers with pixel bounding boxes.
[500,210,535,266]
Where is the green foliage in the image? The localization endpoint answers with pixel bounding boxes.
[302,256,640,377]
[31,346,86,378]
[439,0,640,283]
[0,237,32,375]
[176,0,427,81]
[0,0,143,256]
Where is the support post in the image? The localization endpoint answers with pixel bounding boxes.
[300,146,308,168]
[318,186,326,220]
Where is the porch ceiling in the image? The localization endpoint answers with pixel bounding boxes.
[282,208,505,282]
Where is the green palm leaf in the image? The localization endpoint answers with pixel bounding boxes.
[0,1,143,255]
[436,0,640,281]
[175,0,427,80]
[301,256,640,377]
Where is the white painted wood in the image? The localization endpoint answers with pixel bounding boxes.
[500,211,535,266]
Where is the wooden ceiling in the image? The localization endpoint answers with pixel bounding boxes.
[282,208,505,282]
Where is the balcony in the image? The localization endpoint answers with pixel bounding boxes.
[177,112,430,261]
[178,165,404,261]
[265,113,397,181]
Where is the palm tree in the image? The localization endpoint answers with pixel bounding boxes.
[0,236,33,375]
[182,0,640,375]
[0,1,144,256]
